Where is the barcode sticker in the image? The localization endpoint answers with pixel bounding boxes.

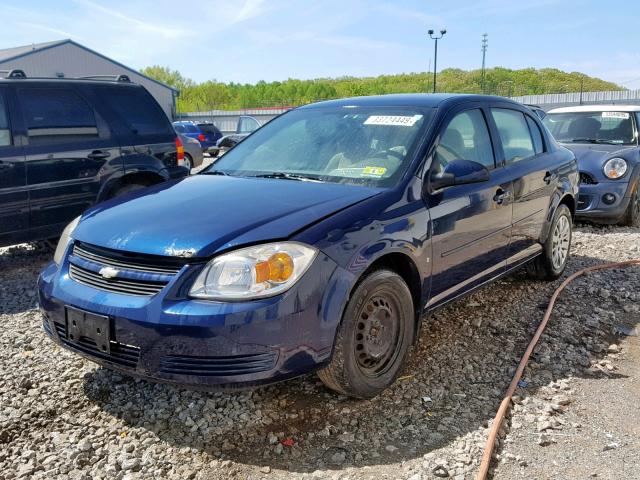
[601,112,629,119]
[364,115,423,126]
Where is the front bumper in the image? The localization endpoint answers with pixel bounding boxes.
[575,180,632,223]
[38,251,345,390]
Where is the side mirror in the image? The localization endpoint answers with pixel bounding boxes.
[430,159,490,190]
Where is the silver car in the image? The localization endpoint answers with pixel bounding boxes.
[178,133,204,171]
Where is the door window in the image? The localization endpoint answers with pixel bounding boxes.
[491,108,536,163]
[174,124,185,133]
[525,115,544,154]
[433,109,495,172]
[238,116,260,134]
[20,88,99,146]
[0,92,10,147]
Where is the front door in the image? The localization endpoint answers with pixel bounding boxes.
[0,85,28,246]
[426,106,513,308]
[16,85,120,240]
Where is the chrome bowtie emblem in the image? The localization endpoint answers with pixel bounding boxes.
[98,266,119,279]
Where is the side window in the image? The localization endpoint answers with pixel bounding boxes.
[238,116,260,134]
[434,109,495,172]
[97,87,172,137]
[174,124,185,133]
[184,124,198,134]
[20,88,99,146]
[525,115,544,154]
[0,92,11,147]
[491,108,536,163]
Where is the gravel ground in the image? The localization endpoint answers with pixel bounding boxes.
[1,223,638,480]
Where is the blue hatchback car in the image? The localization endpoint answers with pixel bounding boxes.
[173,120,223,155]
[543,105,640,226]
[39,94,578,398]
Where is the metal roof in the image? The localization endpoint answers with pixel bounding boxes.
[548,104,640,113]
[299,93,517,109]
[0,39,178,93]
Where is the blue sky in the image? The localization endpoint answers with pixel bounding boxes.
[2,0,640,88]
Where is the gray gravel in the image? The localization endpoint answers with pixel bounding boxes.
[1,224,639,480]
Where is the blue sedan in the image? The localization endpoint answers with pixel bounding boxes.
[544,105,640,226]
[39,94,578,398]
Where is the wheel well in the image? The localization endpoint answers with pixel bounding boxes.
[361,253,422,322]
[104,172,164,200]
[559,194,576,218]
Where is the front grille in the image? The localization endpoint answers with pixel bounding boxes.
[159,352,277,377]
[579,172,598,185]
[68,242,187,297]
[54,322,140,368]
[69,264,167,296]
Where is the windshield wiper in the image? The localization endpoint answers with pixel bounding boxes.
[251,172,324,182]
[569,138,620,145]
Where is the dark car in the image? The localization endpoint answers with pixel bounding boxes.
[0,70,187,247]
[544,105,640,226]
[173,120,223,156]
[216,115,261,152]
[39,94,578,399]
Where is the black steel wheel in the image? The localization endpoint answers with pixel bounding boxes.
[318,269,415,398]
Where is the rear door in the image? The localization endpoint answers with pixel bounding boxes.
[0,85,28,245]
[427,105,514,308]
[17,84,120,240]
[489,107,555,265]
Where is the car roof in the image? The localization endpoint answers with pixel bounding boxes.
[548,104,640,114]
[298,93,522,109]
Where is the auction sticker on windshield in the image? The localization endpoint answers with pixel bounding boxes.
[361,166,387,177]
[364,115,423,126]
[602,112,629,119]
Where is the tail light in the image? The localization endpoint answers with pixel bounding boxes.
[198,133,206,142]
[175,136,185,165]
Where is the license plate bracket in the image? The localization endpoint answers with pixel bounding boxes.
[66,307,111,354]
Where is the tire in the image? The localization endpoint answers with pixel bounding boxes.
[318,269,415,399]
[110,183,148,199]
[183,153,193,171]
[527,204,572,281]
[620,185,640,227]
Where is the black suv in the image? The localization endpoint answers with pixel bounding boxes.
[0,70,187,247]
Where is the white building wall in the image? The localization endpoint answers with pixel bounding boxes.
[0,43,176,119]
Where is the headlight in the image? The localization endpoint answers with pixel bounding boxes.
[189,242,318,300]
[603,158,628,179]
[53,216,80,265]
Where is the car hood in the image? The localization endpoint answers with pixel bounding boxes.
[74,175,382,258]
[560,143,637,180]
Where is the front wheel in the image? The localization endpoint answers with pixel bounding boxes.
[527,204,572,280]
[620,186,640,227]
[318,269,415,399]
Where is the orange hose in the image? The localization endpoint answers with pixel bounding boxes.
[476,258,640,480]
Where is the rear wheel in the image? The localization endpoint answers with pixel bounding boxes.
[620,186,640,227]
[527,204,572,280]
[318,269,415,399]
[183,153,193,171]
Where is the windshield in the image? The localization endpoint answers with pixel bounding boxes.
[206,107,432,187]
[543,111,636,145]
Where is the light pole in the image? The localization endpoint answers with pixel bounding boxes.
[428,29,447,93]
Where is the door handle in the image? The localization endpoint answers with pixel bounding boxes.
[543,171,557,185]
[87,150,111,160]
[493,188,512,205]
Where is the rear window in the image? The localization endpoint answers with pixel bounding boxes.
[19,87,100,145]
[198,124,220,134]
[184,124,199,133]
[98,86,172,138]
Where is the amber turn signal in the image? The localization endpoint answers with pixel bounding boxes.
[255,252,294,283]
